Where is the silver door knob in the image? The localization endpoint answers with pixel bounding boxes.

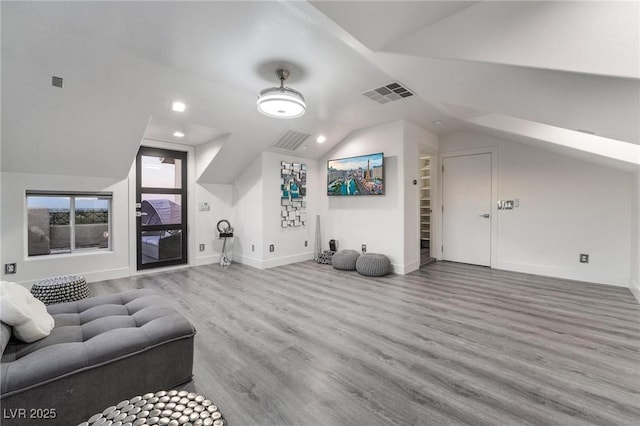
[479,213,490,218]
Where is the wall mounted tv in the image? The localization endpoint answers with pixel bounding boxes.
[327,152,384,196]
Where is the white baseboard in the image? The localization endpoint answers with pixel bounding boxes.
[397,261,420,275]
[83,267,132,283]
[233,252,314,269]
[261,252,314,269]
[630,279,640,303]
[232,254,263,269]
[20,267,131,288]
[193,253,224,266]
[494,261,629,288]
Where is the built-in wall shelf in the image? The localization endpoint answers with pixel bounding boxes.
[419,156,431,254]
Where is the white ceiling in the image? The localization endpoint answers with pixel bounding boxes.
[1,1,638,182]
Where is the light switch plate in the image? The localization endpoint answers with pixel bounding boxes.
[198,202,210,211]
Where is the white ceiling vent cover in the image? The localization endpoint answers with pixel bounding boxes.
[270,129,311,152]
[363,82,414,104]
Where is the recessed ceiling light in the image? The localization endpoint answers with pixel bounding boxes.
[316,135,326,144]
[433,120,444,126]
[171,101,186,112]
[173,131,185,138]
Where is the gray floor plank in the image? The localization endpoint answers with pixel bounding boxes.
[90,260,640,425]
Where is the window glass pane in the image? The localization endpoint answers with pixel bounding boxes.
[140,155,182,188]
[141,194,182,225]
[75,197,110,250]
[27,196,71,255]
[141,229,182,264]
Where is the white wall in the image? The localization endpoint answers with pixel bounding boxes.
[231,151,319,269]
[319,120,437,274]
[0,140,237,285]
[261,152,318,268]
[194,183,234,266]
[0,172,130,285]
[403,122,439,272]
[320,122,404,271]
[232,155,264,268]
[440,130,633,287]
[631,172,640,302]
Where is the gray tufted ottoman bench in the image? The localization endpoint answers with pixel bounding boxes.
[0,289,196,426]
[332,249,361,271]
[356,253,391,276]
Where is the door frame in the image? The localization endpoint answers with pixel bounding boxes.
[135,146,188,271]
[438,147,499,266]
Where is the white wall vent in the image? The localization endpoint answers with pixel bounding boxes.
[270,130,310,152]
[363,82,414,104]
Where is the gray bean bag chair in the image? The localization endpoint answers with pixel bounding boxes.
[1,289,196,425]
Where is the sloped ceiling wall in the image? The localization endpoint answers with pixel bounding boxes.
[1,24,155,178]
[311,0,640,170]
[2,1,638,181]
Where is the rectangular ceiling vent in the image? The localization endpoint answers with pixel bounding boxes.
[363,81,414,104]
[270,129,310,152]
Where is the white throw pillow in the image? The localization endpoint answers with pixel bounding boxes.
[0,281,54,342]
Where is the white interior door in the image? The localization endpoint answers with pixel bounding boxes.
[442,153,492,266]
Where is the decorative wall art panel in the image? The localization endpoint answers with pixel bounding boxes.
[281,161,307,228]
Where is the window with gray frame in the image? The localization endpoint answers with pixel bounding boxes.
[26,191,112,256]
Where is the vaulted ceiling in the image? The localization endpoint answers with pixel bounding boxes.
[2,1,638,182]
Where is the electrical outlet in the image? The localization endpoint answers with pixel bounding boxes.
[362,244,367,254]
[199,244,205,252]
[304,240,308,247]
[269,244,275,252]
[5,263,17,274]
[580,254,589,263]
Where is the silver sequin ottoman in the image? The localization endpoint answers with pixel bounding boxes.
[30,274,89,305]
[79,390,224,426]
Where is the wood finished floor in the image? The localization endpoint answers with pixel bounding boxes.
[91,261,640,425]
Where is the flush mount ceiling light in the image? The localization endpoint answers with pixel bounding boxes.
[173,131,185,138]
[257,69,306,119]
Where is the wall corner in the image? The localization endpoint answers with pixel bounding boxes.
[630,279,640,304]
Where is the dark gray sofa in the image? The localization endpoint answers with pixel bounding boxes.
[0,289,196,425]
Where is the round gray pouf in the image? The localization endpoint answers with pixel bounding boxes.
[332,249,361,271]
[356,253,391,277]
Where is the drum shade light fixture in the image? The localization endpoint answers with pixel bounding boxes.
[257,69,306,119]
